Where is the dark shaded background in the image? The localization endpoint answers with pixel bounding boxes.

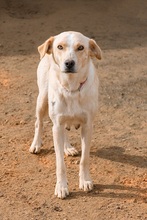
[0,0,147,56]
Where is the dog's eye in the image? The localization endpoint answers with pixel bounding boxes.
[57,45,63,50]
[77,45,84,51]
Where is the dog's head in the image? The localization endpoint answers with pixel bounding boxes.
[38,31,102,74]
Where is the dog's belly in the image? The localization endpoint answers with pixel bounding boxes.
[58,112,87,126]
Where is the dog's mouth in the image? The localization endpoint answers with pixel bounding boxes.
[64,69,77,74]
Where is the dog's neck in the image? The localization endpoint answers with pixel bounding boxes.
[63,78,87,93]
[60,78,87,93]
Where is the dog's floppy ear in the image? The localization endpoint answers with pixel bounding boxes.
[38,37,54,59]
[89,39,102,60]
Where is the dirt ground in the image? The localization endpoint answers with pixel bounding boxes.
[0,0,147,219]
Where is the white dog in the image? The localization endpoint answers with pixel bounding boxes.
[30,31,102,199]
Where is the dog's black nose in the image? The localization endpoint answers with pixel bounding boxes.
[65,60,75,70]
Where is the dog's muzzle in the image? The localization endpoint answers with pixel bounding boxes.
[64,60,75,73]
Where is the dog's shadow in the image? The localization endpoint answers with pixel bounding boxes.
[69,183,147,201]
[70,146,147,200]
[92,146,147,168]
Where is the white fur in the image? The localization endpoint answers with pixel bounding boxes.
[30,31,102,199]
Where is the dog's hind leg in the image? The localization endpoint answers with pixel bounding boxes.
[64,130,78,156]
[29,91,48,154]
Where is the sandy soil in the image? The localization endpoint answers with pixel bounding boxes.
[0,0,147,219]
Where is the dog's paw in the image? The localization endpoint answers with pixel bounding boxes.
[55,182,69,199]
[29,143,41,154]
[64,145,78,156]
[79,179,93,191]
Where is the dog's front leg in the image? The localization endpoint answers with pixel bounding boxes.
[52,125,69,199]
[79,123,93,191]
